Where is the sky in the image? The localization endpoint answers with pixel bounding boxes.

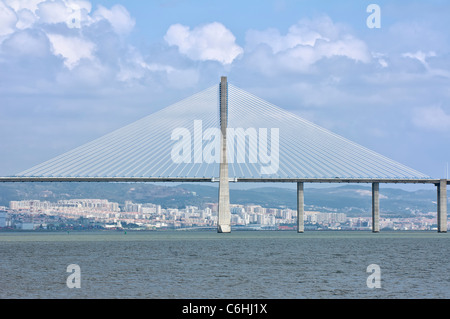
[0,0,449,189]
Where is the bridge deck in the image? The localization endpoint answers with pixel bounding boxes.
[0,177,447,184]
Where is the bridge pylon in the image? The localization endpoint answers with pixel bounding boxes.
[437,179,447,233]
[218,76,231,233]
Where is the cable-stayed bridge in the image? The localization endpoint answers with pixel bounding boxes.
[1,77,447,233]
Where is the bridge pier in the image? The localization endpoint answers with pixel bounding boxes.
[297,182,304,233]
[437,179,447,233]
[372,182,380,233]
[218,76,231,233]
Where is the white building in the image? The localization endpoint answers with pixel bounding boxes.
[0,211,8,227]
[17,222,34,230]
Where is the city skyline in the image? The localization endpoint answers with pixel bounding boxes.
[2,197,441,231]
[0,0,449,185]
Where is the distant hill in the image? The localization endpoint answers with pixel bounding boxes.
[0,182,437,217]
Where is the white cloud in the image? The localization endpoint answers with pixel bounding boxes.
[116,47,199,89]
[36,0,68,24]
[4,0,45,13]
[15,8,38,29]
[0,0,138,72]
[0,1,17,36]
[164,22,243,65]
[36,0,92,28]
[93,4,135,35]
[402,50,436,69]
[0,0,201,92]
[246,24,325,53]
[47,33,96,69]
[402,50,450,78]
[2,29,49,56]
[244,16,371,74]
[1,0,94,34]
[412,106,450,132]
[116,45,173,82]
[372,52,388,68]
[66,0,91,13]
[117,59,175,82]
[3,0,124,34]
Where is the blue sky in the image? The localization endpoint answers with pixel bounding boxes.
[0,0,449,186]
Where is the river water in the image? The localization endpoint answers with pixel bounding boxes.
[0,230,449,299]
